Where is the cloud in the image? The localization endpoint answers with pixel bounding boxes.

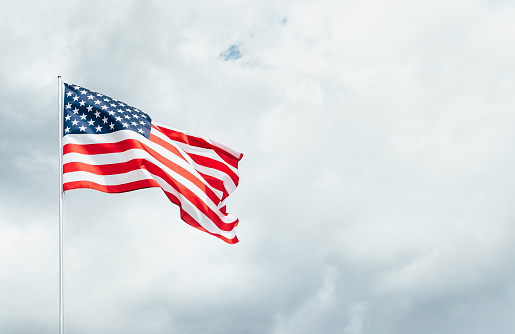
[1,0,515,333]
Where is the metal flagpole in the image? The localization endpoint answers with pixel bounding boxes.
[58,75,64,334]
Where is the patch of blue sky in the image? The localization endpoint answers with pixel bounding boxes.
[220,45,242,61]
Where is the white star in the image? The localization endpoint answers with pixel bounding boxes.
[87,94,94,100]
[102,117,108,124]
[124,115,131,119]
[109,123,115,130]
[126,108,131,112]
[74,85,80,89]
[66,92,72,97]
[94,100,101,105]
[72,95,79,101]
[110,103,117,107]
[122,122,129,128]
[131,121,137,126]
[115,116,122,122]
[65,103,72,109]
[80,90,87,95]
[94,111,101,118]
[108,110,115,115]
[88,119,95,126]
[64,127,70,133]
[80,114,87,120]
[65,115,71,121]
[103,98,110,102]
[101,105,108,110]
[95,125,102,132]
[118,109,125,113]
[96,93,103,97]
[137,128,144,134]
[72,108,79,114]
[133,114,139,119]
[79,125,86,132]
[86,105,93,112]
[139,121,145,125]
[119,103,125,107]
[71,119,79,126]
[79,100,86,106]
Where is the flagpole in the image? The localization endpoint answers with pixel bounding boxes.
[58,75,64,334]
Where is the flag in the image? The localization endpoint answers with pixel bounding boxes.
[62,83,243,244]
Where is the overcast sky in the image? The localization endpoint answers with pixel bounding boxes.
[1,0,515,333]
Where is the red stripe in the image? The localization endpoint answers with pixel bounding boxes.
[154,125,242,169]
[63,139,147,155]
[63,179,160,193]
[64,159,238,232]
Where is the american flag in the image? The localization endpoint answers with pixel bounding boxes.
[62,83,243,244]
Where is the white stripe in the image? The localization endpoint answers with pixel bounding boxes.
[62,130,137,145]
[64,169,152,187]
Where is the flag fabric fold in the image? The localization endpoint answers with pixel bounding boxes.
[62,83,243,244]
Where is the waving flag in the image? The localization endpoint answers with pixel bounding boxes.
[61,83,243,243]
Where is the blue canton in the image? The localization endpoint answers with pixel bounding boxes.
[63,83,152,138]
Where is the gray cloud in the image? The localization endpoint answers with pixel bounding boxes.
[1,0,515,333]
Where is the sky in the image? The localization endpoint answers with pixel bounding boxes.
[1,0,515,333]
